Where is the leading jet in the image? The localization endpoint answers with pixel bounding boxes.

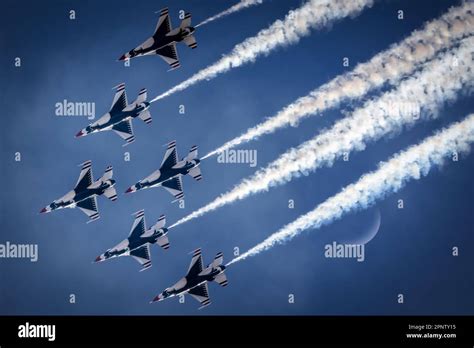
[75,83,152,146]
[125,141,202,202]
[151,248,228,309]
[118,8,197,70]
[94,210,170,271]
[40,161,117,223]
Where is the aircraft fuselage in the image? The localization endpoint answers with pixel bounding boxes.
[79,102,150,136]
[161,265,226,300]
[135,159,200,191]
[46,180,115,211]
[102,227,168,260]
[122,27,195,60]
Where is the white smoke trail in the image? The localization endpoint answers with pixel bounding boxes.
[203,3,474,158]
[168,37,473,229]
[228,113,474,265]
[151,0,374,102]
[196,0,264,28]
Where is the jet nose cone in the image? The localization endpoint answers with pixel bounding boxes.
[151,295,161,303]
[94,256,102,262]
[125,186,134,193]
[40,207,47,213]
[75,130,84,138]
[118,54,127,61]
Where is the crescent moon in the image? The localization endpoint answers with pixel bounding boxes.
[351,208,381,245]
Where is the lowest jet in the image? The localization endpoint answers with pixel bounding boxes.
[151,248,228,309]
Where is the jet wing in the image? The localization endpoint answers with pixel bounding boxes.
[129,210,146,240]
[160,141,178,169]
[110,83,128,113]
[188,283,211,309]
[183,35,197,49]
[186,248,203,277]
[76,196,99,223]
[161,176,184,202]
[153,8,171,39]
[155,44,180,70]
[112,119,135,146]
[130,244,152,271]
[75,160,93,192]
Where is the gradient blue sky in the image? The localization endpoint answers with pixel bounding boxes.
[1,0,473,315]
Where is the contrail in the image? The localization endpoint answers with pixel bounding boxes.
[196,0,264,28]
[228,113,474,265]
[151,0,374,102]
[203,3,474,159]
[168,37,473,229]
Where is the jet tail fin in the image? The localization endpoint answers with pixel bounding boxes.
[214,273,228,287]
[183,35,197,50]
[156,234,170,250]
[180,12,192,28]
[135,88,147,105]
[151,214,166,230]
[185,145,198,161]
[103,186,118,202]
[211,252,224,268]
[138,110,152,124]
[188,166,202,181]
[100,166,114,181]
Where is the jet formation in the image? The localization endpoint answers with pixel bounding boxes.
[151,248,228,309]
[95,210,170,271]
[41,6,229,309]
[40,161,117,223]
[125,140,202,202]
[119,8,197,70]
[75,83,152,146]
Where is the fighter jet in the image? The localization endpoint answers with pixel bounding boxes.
[151,248,228,309]
[40,161,117,223]
[125,141,202,202]
[118,8,197,70]
[94,210,170,271]
[75,83,152,146]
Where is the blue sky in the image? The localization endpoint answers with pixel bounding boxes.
[1,0,473,315]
